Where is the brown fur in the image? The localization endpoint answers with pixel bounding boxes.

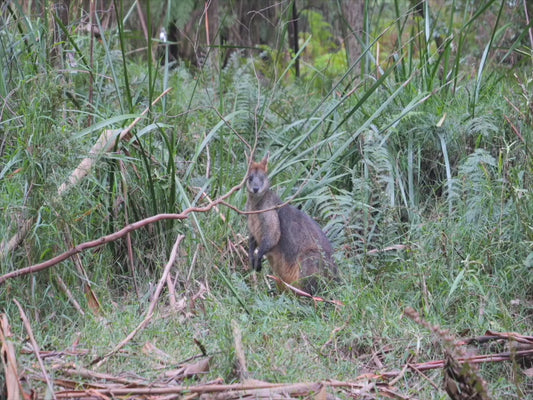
[245,154,338,293]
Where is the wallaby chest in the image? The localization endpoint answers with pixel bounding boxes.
[246,191,280,245]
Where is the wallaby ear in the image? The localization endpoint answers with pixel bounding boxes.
[260,152,270,171]
[245,151,252,170]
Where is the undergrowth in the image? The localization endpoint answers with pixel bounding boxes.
[1,0,532,398]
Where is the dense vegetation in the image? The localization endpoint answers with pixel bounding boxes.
[1,0,532,398]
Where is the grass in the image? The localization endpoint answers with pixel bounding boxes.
[1,0,533,398]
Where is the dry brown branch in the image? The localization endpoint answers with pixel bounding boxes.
[0,313,24,400]
[147,235,185,317]
[266,275,344,306]
[504,113,525,143]
[49,380,411,399]
[367,244,410,254]
[388,362,410,386]
[119,159,140,298]
[14,299,57,399]
[61,223,102,315]
[61,365,151,386]
[211,381,327,400]
[93,234,185,368]
[231,319,249,380]
[55,275,85,316]
[483,330,533,344]
[16,326,533,400]
[20,349,90,358]
[407,363,441,390]
[30,375,110,391]
[373,348,533,381]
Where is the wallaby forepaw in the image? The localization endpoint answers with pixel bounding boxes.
[252,255,263,271]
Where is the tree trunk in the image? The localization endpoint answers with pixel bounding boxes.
[51,0,71,67]
[341,0,365,75]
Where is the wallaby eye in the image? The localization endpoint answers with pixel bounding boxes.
[248,175,253,182]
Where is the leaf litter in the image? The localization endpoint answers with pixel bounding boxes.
[2,307,532,400]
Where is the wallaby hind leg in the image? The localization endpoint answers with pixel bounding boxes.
[296,251,335,294]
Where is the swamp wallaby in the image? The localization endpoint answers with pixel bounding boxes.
[245,154,338,293]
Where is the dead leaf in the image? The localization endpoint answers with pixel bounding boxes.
[85,283,102,315]
[165,358,211,381]
[142,341,172,362]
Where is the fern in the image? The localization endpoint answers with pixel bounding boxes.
[456,149,498,224]
[360,129,397,207]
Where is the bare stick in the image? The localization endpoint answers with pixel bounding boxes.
[408,363,441,390]
[119,159,139,298]
[0,313,24,399]
[54,381,322,397]
[266,275,344,306]
[55,275,85,316]
[231,319,249,380]
[93,234,184,367]
[147,235,184,317]
[0,218,34,260]
[166,269,177,308]
[13,299,56,399]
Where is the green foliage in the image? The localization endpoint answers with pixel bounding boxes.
[0,1,532,398]
[254,9,348,91]
[166,0,195,30]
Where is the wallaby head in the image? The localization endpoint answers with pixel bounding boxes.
[246,153,270,196]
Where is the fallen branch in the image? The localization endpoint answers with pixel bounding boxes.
[19,328,533,399]
[266,275,344,306]
[378,349,533,379]
[0,313,24,400]
[14,299,57,399]
[48,380,400,399]
[366,244,410,254]
[92,234,185,367]
[483,330,533,344]
[60,365,151,386]
[231,319,249,380]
